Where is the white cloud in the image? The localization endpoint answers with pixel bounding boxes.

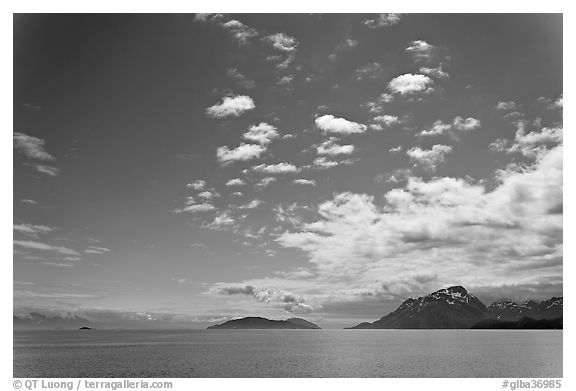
[508,123,562,157]
[418,117,481,137]
[217,143,266,163]
[238,199,263,209]
[13,224,54,236]
[406,144,453,170]
[406,40,437,62]
[85,246,111,255]
[355,62,383,80]
[14,240,79,256]
[174,203,216,213]
[206,95,255,118]
[225,178,246,187]
[372,115,400,127]
[495,101,518,111]
[264,33,298,51]
[294,179,317,186]
[388,74,434,95]
[186,180,206,190]
[203,211,236,231]
[243,123,279,145]
[315,115,367,134]
[221,20,258,44]
[226,68,255,89]
[274,145,561,305]
[252,163,300,174]
[419,64,449,79]
[255,177,277,188]
[310,157,356,170]
[316,138,355,156]
[453,116,481,131]
[198,190,217,200]
[13,132,55,161]
[364,13,401,28]
[389,146,403,154]
[29,164,60,176]
[213,284,313,314]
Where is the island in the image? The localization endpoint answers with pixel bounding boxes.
[207,317,320,329]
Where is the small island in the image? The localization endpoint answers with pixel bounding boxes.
[78,326,93,330]
[207,317,320,329]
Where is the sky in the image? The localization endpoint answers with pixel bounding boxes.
[13,13,563,328]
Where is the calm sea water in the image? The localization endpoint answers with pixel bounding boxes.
[13,329,562,378]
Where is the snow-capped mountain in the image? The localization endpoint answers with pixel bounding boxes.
[349,286,492,329]
[489,297,563,320]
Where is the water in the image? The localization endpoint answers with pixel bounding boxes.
[13,329,562,378]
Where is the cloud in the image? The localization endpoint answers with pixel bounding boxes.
[453,116,481,131]
[388,74,434,95]
[14,240,79,256]
[389,146,403,154]
[315,115,367,134]
[406,40,438,62]
[206,95,255,118]
[186,180,206,190]
[255,177,277,188]
[243,123,279,145]
[13,224,54,236]
[28,164,60,177]
[238,199,263,210]
[372,115,400,127]
[418,117,481,137]
[495,101,518,111]
[226,68,255,89]
[264,33,298,52]
[364,93,394,113]
[217,143,266,163]
[316,138,355,156]
[214,284,313,314]
[406,144,453,170]
[221,20,258,44]
[225,178,246,187]
[294,179,316,186]
[275,145,561,307]
[355,62,384,81]
[364,13,401,28]
[203,211,236,231]
[419,64,449,79]
[252,162,300,174]
[84,246,110,255]
[174,203,215,213]
[507,123,562,157]
[13,132,55,161]
[310,157,356,170]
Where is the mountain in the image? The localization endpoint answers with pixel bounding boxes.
[488,297,563,321]
[348,286,492,329]
[471,317,563,329]
[13,312,92,330]
[207,317,320,329]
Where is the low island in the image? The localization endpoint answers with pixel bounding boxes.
[207,317,320,329]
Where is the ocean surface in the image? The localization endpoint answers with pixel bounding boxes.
[14,329,562,378]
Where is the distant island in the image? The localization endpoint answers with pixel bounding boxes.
[13,312,93,330]
[207,317,320,329]
[79,326,93,330]
[347,286,562,330]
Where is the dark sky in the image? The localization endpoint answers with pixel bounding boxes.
[13,13,562,328]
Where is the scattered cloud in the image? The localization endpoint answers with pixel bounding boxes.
[388,73,434,95]
[316,138,355,156]
[355,62,384,81]
[174,203,216,213]
[13,224,54,236]
[315,115,367,134]
[217,143,266,163]
[13,132,55,161]
[14,240,79,256]
[252,162,300,174]
[186,180,206,190]
[406,40,438,62]
[213,284,313,314]
[364,13,401,28]
[418,117,481,138]
[255,177,277,188]
[28,164,60,176]
[264,33,298,52]
[225,178,246,187]
[406,144,453,170]
[293,179,316,186]
[221,20,258,45]
[495,101,518,111]
[419,64,449,79]
[243,123,279,145]
[206,95,255,118]
[226,68,255,89]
